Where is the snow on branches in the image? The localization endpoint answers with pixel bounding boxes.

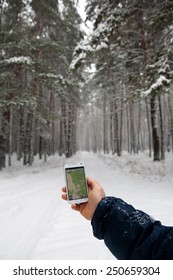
[1,56,33,65]
[142,75,171,97]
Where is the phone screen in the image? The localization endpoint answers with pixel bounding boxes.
[65,167,88,201]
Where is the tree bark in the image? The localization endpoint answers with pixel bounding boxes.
[150,94,160,161]
[103,91,108,154]
[8,104,13,166]
[17,107,24,161]
[145,98,152,157]
[158,95,165,160]
[129,101,136,154]
[168,92,173,153]
[0,110,8,169]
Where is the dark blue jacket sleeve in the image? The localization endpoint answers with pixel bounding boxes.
[91,197,173,260]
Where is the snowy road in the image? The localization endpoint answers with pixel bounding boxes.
[0,152,173,260]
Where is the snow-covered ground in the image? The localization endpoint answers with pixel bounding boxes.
[0,151,173,260]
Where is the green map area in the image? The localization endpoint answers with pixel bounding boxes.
[67,168,87,200]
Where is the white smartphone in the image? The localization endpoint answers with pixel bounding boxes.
[64,162,88,204]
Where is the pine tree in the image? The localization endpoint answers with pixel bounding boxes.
[58,0,83,157]
[0,0,85,168]
[72,0,173,159]
[0,0,31,168]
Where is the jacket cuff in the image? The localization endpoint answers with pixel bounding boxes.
[91,196,117,239]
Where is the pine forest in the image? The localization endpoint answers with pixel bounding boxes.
[0,0,173,170]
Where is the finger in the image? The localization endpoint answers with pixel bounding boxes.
[61,186,66,192]
[71,204,80,212]
[87,176,94,189]
[61,193,67,201]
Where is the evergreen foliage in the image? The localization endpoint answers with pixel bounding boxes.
[0,0,83,169]
[73,0,173,160]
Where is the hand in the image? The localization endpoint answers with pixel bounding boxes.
[61,176,105,220]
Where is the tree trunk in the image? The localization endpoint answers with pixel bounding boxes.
[126,104,130,153]
[66,102,74,158]
[61,97,76,158]
[0,110,8,170]
[61,97,67,155]
[17,107,24,161]
[43,138,47,162]
[72,103,77,155]
[49,89,55,155]
[8,104,13,166]
[103,91,108,154]
[109,99,114,154]
[158,95,165,160]
[145,98,152,157]
[39,135,43,160]
[0,134,6,170]
[29,114,35,165]
[113,97,120,156]
[150,94,160,161]
[119,81,124,156]
[129,101,136,154]
[58,118,64,156]
[137,99,141,153]
[23,111,33,165]
[168,92,173,153]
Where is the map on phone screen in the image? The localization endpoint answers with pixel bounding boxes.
[66,168,87,200]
